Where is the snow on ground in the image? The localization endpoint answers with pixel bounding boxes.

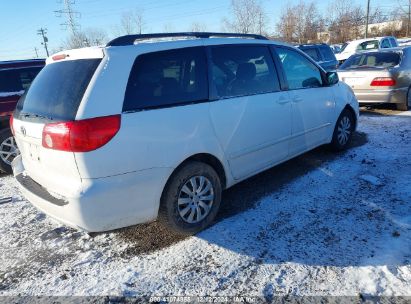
[0,111,410,297]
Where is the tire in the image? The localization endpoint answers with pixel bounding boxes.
[0,128,18,174]
[158,160,222,235]
[396,88,410,111]
[330,109,355,151]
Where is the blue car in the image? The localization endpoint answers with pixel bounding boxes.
[297,44,339,72]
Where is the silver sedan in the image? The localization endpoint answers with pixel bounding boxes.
[338,47,411,111]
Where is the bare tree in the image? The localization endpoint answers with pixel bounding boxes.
[118,9,145,35]
[276,1,324,43]
[162,22,176,33]
[190,22,208,32]
[276,3,297,42]
[62,28,108,49]
[327,0,365,43]
[397,0,411,36]
[222,0,267,34]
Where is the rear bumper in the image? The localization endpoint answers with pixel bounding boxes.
[355,88,407,104]
[12,155,173,232]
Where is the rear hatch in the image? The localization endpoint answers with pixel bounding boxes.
[338,51,401,91]
[12,50,103,197]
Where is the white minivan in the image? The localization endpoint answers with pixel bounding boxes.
[11,33,359,234]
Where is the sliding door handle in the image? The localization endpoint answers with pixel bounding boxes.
[276,97,290,105]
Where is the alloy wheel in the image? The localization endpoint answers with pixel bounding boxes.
[0,136,18,166]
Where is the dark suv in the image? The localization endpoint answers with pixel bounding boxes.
[0,59,45,173]
[297,44,338,71]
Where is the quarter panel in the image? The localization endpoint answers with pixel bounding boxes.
[74,103,228,180]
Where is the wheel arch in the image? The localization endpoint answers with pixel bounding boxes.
[343,104,358,129]
[162,153,228,200]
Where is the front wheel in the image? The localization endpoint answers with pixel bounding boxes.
[330,109,355,151]
[0,128,19,174]
[158,161,222,235]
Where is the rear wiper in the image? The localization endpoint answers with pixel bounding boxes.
[20,113,53,121]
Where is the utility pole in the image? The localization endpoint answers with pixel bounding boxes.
[37,28,49,57]
[34,47,39,58]
[408,0,411,37]
[54,0,80,35]
[398,0,411,37]
[365,0,371,38]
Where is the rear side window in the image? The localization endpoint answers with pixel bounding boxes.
[339,52,401,69]
[0,67,42,94]
[210,45,280,98]
[123,47,208,112]
[300,48,320,61]
[275,47,323,90]
[319,46,336,61]
[15,59,101,121]
[389,38,398,47]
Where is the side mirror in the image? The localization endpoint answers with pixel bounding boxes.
[326,71,339,85]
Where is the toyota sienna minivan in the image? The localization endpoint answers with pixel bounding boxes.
[11,33,359,234]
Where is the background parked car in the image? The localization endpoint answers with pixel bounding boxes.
[297,43,339,71]
[397,38,411,47]
[0,59,45,173]
[330,44,343,54]
[338,47,411,111]
[336,36,399,64]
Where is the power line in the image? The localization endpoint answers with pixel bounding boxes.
[54,0,81,34]
[37,28,50,57]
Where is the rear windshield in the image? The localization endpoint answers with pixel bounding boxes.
[299,48,320,61]
[356,40,379,51]
[15,59,101,121]
[0,67,42,95]
[339,52,401,70]
[319,45,336,61]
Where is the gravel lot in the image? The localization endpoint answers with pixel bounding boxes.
[0,108,410,297]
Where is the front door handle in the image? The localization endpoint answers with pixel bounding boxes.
[293,96,303,103]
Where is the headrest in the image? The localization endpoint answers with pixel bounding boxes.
[236,63,256,81]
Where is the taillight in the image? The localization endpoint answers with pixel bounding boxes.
[370,77,396,86]
[42,115,121,152]
[9,115,14,136]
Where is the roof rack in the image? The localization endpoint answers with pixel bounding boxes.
[106,32,268,47]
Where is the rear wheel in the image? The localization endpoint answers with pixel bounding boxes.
[396,88,411,111]
[158,161,222,235]
[330,109,355,151]
[0,128,18,174]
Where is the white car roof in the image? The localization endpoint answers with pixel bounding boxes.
[47,33,293,64]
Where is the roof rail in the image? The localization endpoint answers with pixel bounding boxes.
[106,32,268,47]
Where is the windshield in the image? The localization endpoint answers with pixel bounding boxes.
[340,43,348,53]
[339,52,401,70]
[15,59,101,122]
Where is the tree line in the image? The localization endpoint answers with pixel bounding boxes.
[60,0,410,50]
